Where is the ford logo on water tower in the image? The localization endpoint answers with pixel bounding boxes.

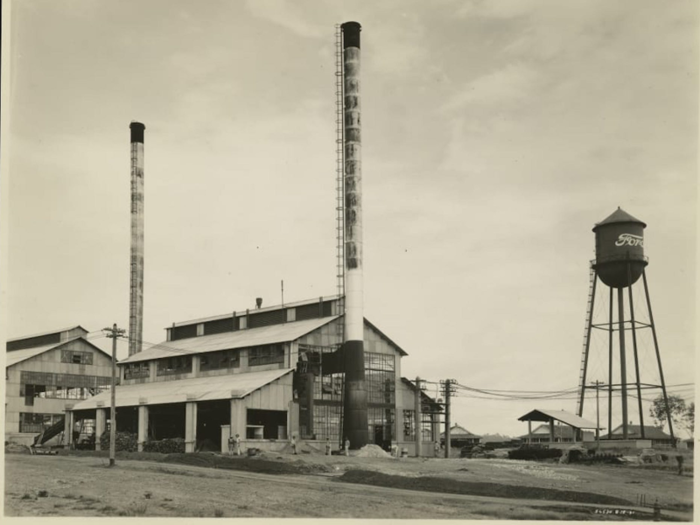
[592,207,648,288]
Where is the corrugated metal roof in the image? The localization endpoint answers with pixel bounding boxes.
[120,316,338,364]
[5,337,110,368]
[5,342,65,368]
[6,325,88,343]
[593,207,646,230]
[607,425,673,440]
[440,424,480,438]
[518,409,598,429]
[70,368,293,411]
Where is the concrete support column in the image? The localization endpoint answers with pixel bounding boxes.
[95,409,106,451]
[185,402,197,453]
[138,405,149,452]
[64,410,74,447]
[549,420,555,443]
[230,399,245,439]
[149,361,157,381]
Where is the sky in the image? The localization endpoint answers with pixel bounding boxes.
[2,0,697,437]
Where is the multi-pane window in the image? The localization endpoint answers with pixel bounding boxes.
[403,409,416,441]
[124,362,150,380]
[368,407,394,448]
[200,349,240,371]
[19,413,63,433]
[365,352,395,405]
[248,344,285,366]
[61,350,93,365]
[156,356,192,376]
[312,405,342,443]
[20,372,112,405]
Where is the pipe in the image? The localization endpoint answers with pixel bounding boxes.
[129,122,146,356]
[340,21,368,450]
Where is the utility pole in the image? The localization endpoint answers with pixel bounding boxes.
[103,324,126,467]
[414,377,422,457]
[591,380,604,449]
[441,379,456,459]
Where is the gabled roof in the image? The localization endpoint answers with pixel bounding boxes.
[5,337,111,368]
[6,325,88,343]
[70,368,293,410]
[365,318,408,356]
[400,378,440,406]
[120,316,338,364]
[606,425,674,440]
[593,207,646,230]
[440,424,480,439]
[518,409,598,429]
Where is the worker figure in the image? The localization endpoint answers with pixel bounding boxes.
[391,443,398,459]
[291,434,298,455]
[344,437,350,457]
[228,435,235,455]
[434,441,441,458]
[676,454,684,475]
[325,438,332,456]
[234,433,242,456]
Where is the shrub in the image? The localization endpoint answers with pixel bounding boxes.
[142,438,186,454]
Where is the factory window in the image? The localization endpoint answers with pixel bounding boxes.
[20,373,112,404]
[314,373,343,402]
[156,356,192,376]
[200,349,240,371]
[365,352,395,405]
[368,407,394,450]
[248,344,285,367]
[19,412,63,433]
[124,362,150,380]
[61,350,93,365]
[312,404,341,443]
[403,410,415,441]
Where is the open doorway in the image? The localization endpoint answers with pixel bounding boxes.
[246,409,287,440]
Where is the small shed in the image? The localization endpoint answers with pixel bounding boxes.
[518,409,598,444]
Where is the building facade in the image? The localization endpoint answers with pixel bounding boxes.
[5,326,113,445]
[69,297,439,455]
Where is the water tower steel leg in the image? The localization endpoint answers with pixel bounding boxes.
[627,262,645,438]
[642,270,676,446]
[607,286,614,437]
[617,287,629,440]
[577,266,598,417]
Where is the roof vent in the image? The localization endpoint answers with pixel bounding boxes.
[255,297,263,309]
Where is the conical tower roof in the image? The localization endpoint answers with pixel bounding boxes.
[593,207,646,231]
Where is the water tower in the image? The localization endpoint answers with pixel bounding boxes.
[575,208,675,443]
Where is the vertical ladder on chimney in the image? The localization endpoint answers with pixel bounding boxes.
[576,261,598,416]
[335,24,346,447]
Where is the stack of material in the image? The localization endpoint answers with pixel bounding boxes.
[355,444,391,458]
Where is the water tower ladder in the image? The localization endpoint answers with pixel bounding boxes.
[576,261,597,416]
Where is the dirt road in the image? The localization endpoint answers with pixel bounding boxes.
[4,453,693,520]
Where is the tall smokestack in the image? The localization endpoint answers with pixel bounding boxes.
[341,21,368,450]
[129,121,146,356]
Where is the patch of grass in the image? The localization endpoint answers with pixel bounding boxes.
[214,508,224,517]
[99,505,118,514]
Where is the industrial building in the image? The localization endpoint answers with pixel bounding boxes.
[5,326,113,445]
[68,296,441,456]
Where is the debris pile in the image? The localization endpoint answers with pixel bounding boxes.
[355,444,391,458]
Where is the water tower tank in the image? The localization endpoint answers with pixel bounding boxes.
[593,208,648,288]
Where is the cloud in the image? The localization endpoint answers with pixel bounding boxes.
[244,0,325,39]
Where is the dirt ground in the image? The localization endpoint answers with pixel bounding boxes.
[4,451,693,520]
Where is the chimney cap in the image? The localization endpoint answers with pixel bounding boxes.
[341,21,361,49]
[129,121,146,143]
